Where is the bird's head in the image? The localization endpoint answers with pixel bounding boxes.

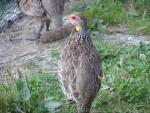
[63,12,87,34]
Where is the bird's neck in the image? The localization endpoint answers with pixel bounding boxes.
[72,25,89,42]
[72,31,89,41]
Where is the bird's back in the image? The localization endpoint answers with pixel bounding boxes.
[17,0,64,18]
[17,0,44,17]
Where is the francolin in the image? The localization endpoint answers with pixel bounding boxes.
[58,12,102,113]
[17,0,65,40]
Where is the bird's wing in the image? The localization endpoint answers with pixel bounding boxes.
[58,44,76,98]
[75,43,102,95]
[41,0,64,17]
[58,37,102,99]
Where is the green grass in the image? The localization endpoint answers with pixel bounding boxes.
[127,18,150,35]
[0,71,76,113]
[51,51,60,60]
[0,40,149,113]
[68,0,150,35]
[92,37,150,113]
[0,0,150,112]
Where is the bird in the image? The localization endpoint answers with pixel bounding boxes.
[58,12,102,113]
[17,0,65,40]
[38,23,74,43]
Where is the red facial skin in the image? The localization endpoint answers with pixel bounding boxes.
[68,15,80,26]
[66,15,79,32]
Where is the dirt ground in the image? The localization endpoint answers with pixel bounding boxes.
[0,14,150,80]
[0,16,65,79]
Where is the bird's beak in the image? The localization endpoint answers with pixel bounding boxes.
[63,16,70,26]
[63,16,70,22]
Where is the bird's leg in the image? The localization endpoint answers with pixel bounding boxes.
[36,22,44,39]
[77,102,91,113]
[45,19,50,31]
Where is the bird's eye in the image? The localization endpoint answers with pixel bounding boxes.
[71,16,76,20]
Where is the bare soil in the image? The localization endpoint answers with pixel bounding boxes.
[0,15,150,80]
[0,16,65,79]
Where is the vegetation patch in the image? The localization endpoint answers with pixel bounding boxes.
[0,0,150,113]
[0,40,149,113]
[68,0,150,35]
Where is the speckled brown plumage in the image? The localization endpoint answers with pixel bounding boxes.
[58,13,102,113]
[17,0,65,40]
[38,24,74,43]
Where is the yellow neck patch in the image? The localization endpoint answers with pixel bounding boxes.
[75,25,80,31]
